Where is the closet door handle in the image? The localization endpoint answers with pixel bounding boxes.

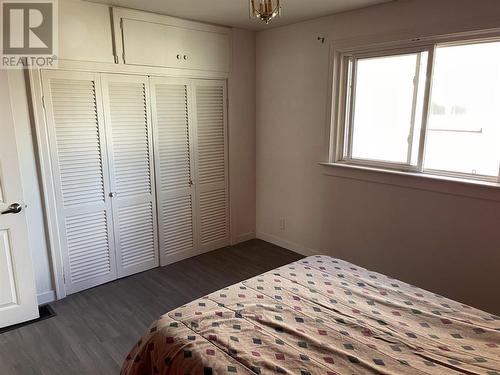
[109,192,117,198]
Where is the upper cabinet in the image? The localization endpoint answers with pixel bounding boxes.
[113,8,231,73]
[58,0,115,63]
[56,1,231,72]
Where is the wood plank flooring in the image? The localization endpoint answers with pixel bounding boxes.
[0,240,303,375]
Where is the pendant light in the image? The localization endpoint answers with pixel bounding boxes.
[249,0,282,24]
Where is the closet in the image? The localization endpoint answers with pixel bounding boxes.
[41,71,229,294]
[34,3,232,296]
[151,78,229,265]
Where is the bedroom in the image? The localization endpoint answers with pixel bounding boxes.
[0,0,499,373]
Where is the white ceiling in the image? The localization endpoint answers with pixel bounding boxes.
[87,0,394,30]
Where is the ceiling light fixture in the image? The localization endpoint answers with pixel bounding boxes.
[249,0,282,24]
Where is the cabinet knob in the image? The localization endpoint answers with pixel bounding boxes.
[176,54,181,60]
[183,55,188,60]
[109,192,117,198]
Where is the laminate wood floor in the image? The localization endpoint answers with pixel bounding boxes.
[0,240,303,375]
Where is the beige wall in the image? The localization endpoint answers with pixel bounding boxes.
[256,0,500,315]
[229,29,257,244]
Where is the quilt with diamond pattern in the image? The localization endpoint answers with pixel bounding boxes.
[121,255,500,375]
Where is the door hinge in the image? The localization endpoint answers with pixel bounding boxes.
[114,55,119,64]
[41,95,46,109]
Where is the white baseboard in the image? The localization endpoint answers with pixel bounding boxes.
[37,290,56,305]
[256,232,319,257]
[231,231,256,245]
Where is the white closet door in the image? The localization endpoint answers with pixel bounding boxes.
[101,74,159,277]
[41,71,117,294]
[150,77,197,266]
[192,80,230,252]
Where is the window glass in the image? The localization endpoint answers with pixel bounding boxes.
[350,52,427,165]
[424,41,500,177]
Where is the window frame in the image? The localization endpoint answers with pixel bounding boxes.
[329,29,500,185]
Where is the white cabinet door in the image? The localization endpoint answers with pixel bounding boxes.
[58,0,114,63]
[0,70,39,328]
[121,18,230,72]
[192,80,230,252]
[42,71,117,294]
[150,77,197,265]
[101,74,159,277]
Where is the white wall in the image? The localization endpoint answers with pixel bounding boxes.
[256,0,500,315]
[229,29,257,244]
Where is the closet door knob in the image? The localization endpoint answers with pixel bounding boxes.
[183,55,188,60]
[109,192,117,198]
[176,54,181,60]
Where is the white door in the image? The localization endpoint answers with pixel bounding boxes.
[101,74,159,277]
[41,70,117,294]
[192,80,230,252]
[0,70,39,328]
[150,77,197,265]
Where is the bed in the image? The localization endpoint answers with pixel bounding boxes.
[121,255,500,374]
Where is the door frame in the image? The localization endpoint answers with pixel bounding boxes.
[28,62,231,300]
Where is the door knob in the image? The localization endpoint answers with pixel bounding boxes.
[1,203,22,215]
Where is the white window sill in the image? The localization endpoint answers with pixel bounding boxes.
[320,162,500,202]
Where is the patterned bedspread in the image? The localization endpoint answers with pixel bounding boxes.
[121,255,500,374]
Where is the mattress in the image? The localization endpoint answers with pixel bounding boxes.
[121,255,500,374]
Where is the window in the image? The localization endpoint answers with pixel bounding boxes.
[425,42,500,178]
[333,36,500,183]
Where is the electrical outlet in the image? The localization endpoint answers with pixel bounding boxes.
[279,218,286,231]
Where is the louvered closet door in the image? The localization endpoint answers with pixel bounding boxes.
[101,74,159,277]
[41,71,117,294]
[192,80,230,252]
[150,77,197,266]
